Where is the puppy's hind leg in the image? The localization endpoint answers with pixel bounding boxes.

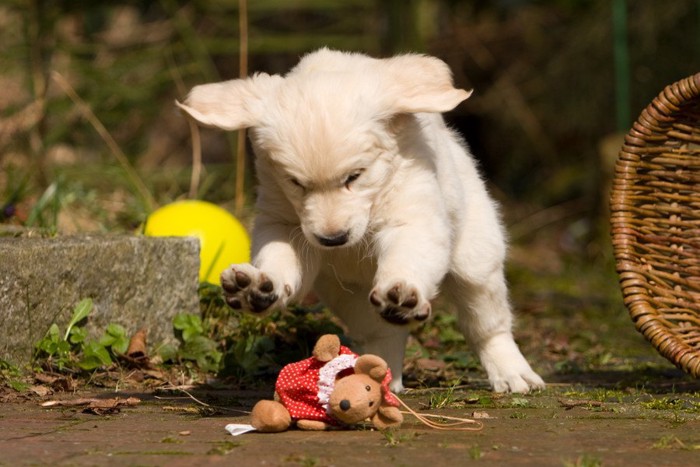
[443,268,545,393]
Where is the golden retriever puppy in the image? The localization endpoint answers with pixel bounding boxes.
[178,48,544,393]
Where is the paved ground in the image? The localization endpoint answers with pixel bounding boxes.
[1,380,699,466]
[2,235,698,466]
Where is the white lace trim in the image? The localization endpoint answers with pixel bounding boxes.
[317,354,358,413]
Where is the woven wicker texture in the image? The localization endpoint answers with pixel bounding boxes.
[611,72,700,377]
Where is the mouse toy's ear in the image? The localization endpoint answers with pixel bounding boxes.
[381,54,472,115]
[353,354,389,383]
[372,404,404,430]
[312,334,342,362]
[176,72,282,130]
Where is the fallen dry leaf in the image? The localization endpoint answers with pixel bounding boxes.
[29,385,52,397]
[471,411,494,419]
[117,328,152,369]
[126,328,148,358]
[142,368,167,380]
[34,373,59,385]
[34,372,76,392]
[41,396,141,415]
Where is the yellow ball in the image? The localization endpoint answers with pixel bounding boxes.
[144,200,250,285]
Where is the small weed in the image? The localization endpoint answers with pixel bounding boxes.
[160,436,182,444]
[642,396,700,414]
[563,454,602,467]
[473,395,496,408]
[284,454,320,466]
[382,428,401,447]
[130,450,193,456]
[652,434,682,449]
[509,397,530,408]
[563,388,628,404]
[469,444,483,460]
[509,411,527,419]
[207,440,241,455]
[427,384,458,409]
[159,312,222,373]
[0,359,28,391]
[667,412,690,427]
[382,428,417,447]
[642,397,683,411]
[653,435,700,451]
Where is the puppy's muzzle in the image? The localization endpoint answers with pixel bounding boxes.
[315,230,350,247]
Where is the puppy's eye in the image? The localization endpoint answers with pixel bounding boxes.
[344,170,363,188]
[290,178,305,190]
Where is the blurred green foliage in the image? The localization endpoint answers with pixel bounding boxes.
[1,1,698,230]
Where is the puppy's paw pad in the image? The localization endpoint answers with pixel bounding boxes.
[221,268,253,293]
[369,282,431,325]
[220,264,285,314]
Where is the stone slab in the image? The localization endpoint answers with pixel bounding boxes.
[0,235,200,364]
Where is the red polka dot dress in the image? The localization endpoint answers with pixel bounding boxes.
[275,345,398,426]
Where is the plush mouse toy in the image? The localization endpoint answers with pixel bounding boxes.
[242,334,403,432]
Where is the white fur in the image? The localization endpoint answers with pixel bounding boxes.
[178,48,545,393]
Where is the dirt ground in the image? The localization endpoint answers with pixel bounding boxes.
[1,372,699,467]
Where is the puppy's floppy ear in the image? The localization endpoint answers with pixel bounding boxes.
[382,54,471,114]
[176,72,282,130]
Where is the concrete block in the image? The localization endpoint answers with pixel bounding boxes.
[0,235,200,364]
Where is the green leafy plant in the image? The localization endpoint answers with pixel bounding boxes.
[0,359,29,392]
[158,283,346,381]
[33,298,129,372]
[34,322,73,370]
[162,312,222,373]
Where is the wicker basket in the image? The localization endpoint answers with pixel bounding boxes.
[610,72,700,377]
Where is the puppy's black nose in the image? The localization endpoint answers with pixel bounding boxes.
[339,399,351,411]
[316,231,349,247]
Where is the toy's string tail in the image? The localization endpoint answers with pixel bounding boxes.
[394,395,484,432]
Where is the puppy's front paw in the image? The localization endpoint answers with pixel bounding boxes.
[369,281,431,325]
[220,264,289,314]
